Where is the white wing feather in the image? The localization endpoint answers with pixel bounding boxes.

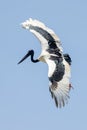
[49,59,71,108]
[21,18,63,52]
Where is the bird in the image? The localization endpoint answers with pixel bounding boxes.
[18,18,72,108]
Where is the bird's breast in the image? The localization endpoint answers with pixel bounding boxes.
[38,51,50,63]
[38,55,47,63]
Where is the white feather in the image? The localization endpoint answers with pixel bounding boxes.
[45,58,56,77]
[21,18,63,52]
[49,59,71,107]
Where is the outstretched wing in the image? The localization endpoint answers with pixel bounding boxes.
[21,18,63,52]
[49,59,71,107]
[48,58,71,108]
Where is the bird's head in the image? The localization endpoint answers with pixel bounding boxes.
[18,50,34,64]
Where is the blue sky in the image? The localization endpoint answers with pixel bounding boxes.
[0,0,87,130]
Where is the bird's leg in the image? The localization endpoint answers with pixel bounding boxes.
[69,83,73,90]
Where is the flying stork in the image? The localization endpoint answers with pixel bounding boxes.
[18,18,72,108]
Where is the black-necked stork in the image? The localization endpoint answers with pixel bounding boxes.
[18,18,72,108]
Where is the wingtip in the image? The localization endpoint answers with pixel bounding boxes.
[21,20,30,29]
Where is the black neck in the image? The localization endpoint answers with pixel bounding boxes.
[31,55,39,63]
[30,50,39,63]
[18,49,39,64]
